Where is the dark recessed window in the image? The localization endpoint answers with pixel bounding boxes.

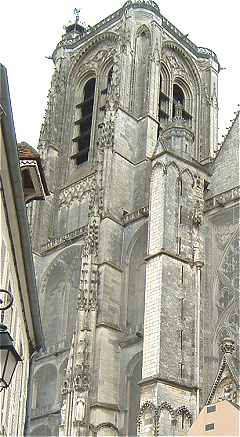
[205,423,215,431]
[172,83,192,122]
[207,405,216,413]
[72,77,96,165]
[173,84,184,118]
[158,74,169,136]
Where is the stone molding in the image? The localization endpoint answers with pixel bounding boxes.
[139,374,198,391]
[145,248,194,265]
[204,185,240,212]
[122,206,149,225]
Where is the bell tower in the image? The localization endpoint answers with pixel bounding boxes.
[27,2,225,436]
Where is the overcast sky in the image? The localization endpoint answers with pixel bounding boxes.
[1,0,239,147]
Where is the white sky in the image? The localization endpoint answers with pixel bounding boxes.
[1,0,239,147]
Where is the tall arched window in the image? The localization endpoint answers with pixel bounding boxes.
[158,64,170,136]
[72,77,96,165]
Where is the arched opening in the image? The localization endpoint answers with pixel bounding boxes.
[126,227,147,335]
[172,82,192,123]
[72,77,96,165]
[41,247,82,349]
[175,409,192,435]
[172,84,185,118]
[128,356,142,436]
[34,364,57,410]
[158,408,172,436]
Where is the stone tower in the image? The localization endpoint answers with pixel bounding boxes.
[28,1,239,436]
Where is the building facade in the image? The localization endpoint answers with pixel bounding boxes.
[0,65,47,436]
[28,1,239,436]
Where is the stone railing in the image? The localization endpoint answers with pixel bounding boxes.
[122,206,149,225]
[161,16,219,64]
[124,0,160,16]
[57,0,219,66]
[204,186,240,212]
[41,225,88,252]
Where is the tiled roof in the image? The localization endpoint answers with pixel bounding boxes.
[18,142,40,160]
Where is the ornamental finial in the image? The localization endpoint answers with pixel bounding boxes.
[74,8,81,24]
[220,337,235,355]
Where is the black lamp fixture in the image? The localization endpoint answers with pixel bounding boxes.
[0,289,22,391]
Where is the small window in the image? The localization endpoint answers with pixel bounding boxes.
[205,423,215,431]
[207,405,216,413]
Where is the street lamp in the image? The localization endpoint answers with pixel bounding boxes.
[0,289,22,391]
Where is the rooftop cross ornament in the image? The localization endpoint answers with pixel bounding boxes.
[74,8,81,24]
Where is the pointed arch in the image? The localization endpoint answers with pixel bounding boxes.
[68,32,119,81]
[95,422,119,437]
[137,401,157,436]
[136,24,151,38]
[180,168,195,187]
[165,161,181,177]
[174,76,193,116]
[152,161,167,176]
[32,363,57,410]
[162,40,201,92]
[157,402,175,436]
[175,406,192,433]
[39,246,82,349]
[158,62,171,132]
[157,401,175,418]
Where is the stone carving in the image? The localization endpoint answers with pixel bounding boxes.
[60,399,66,426]
[137,401,192,435]
[216,236,239,317]
[74,363,90,392]
[59,177,95,206]
[117,14,131,53]
[75,396,86,422]
[192,198,204,266]
[214,376,238,404]
[215,224,238,248]
[219,382,237,402]
[162,48,187,78]
[192,200,203,226]
[220,337,235,355]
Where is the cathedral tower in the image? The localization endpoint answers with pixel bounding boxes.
[27,2,239,436]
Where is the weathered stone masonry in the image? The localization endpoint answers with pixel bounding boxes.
[28,1,239,436]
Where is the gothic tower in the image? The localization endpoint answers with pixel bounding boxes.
[28,2,239,436]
